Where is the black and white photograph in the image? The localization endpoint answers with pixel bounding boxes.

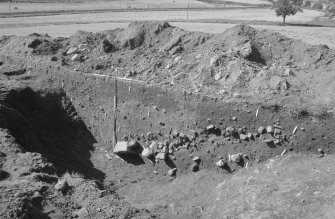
[0,0,334,218]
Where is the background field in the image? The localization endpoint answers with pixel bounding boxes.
[0,1,334,50]
[0,3,334,49]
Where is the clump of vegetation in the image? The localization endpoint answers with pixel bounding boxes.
[303,0,311,7]
[325,0,335,18]
[269,0,303,24]
[312,1,323,9]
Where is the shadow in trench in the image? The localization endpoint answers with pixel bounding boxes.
[0,87,105,180]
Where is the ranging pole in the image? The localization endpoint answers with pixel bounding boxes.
[8,1,11,17]
[113,78,117,149]
[187,2,189,20]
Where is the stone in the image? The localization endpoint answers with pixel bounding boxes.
[230,153,242,163]
[54,180,68,192]
[168,168,177,176]
[66,47,78,55]
[161,146,168,154]
[281,80,290,90]
[263,139,274,143]
[258,126,266,134]
[274,128,281,135]
[239,134,249,141]
[214,72,222,81]
[171,130,179,138]
[149,141,158,153]
[206,125,215,131]
[168,149,174,155]
[113,141,143,155]
[216,159,226,167]
[141,148,154,158]
[191,163,199,172]
[155,152,166,160]
[196,54,202,59]
[113,142,129,155]
[284,68,294,76]
[127,141,143,154]
[225,126,235,136]
[193,156,201,164]
[147,132,154,141]
[232,116,237,121]
[266,126,273,134]
[71,54,80,62]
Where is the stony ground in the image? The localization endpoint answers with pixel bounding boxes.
[0,21,334,218]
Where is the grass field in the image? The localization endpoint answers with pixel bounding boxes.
[0,1,334,49]
[0,0,213,14]
[0,8,323,28]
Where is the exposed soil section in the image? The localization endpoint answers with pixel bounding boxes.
[0,21,335,218]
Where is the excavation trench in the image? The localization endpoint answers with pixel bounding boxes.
[3,74,335,174]
[1,72,335,216]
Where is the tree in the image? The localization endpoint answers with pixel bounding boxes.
[324,0,335,19]
[312,1,323,9]
[270,0,303,24]
[304,0,311,7]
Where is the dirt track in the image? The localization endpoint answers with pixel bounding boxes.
[0,21,335,218]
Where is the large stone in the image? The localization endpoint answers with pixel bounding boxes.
[225,126,235,136]
[230,153,242,163]
[54,180,68,192]
[266,126,273,134]
[274,128,281,135]
[216,159,226,167]
[206,125,215,131]
[258,126,266,134]
[141,148,154,158]
[147,132,154,141]
[149,141,158,153]
[168,168,177,176]
[239,134,249,141]
[113,141,143,155]
[214,72,222,81]
[156,152,166,160]
[193,156,201,164]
